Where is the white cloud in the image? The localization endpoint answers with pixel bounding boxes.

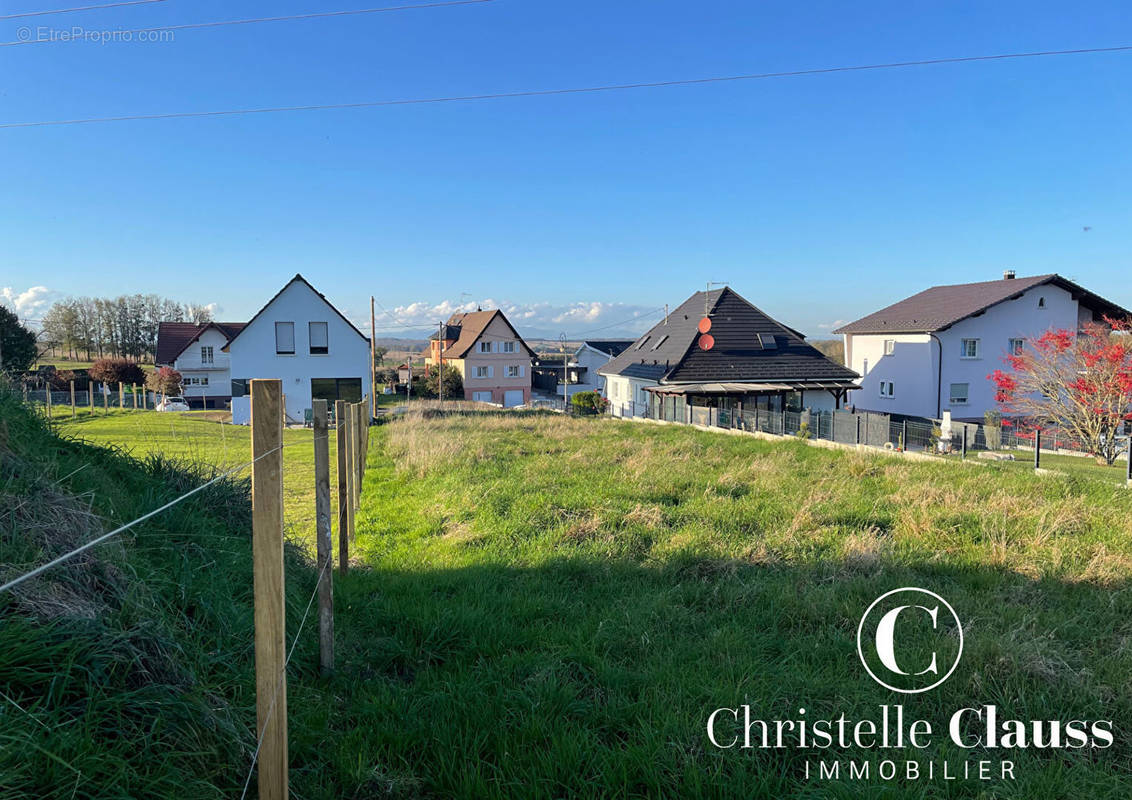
[816,319,848,330]
[370,297,662,339]
[0,286,55,321]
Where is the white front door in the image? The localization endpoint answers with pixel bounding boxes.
[503,390,524,408]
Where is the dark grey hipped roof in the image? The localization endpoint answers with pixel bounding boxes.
[599,288,858,386]
[581,339,634,357]
[835,274,1130,335]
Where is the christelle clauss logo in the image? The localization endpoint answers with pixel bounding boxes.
[856,587,963,694]
[705,588,1113,783]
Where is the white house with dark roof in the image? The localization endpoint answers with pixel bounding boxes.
[156,321,246,408]
[599,287,858,422]
[226,274,371,425]
[836,272,1131,421]
[571,340,634,397]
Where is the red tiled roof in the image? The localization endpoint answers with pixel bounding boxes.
[156,321,246,365]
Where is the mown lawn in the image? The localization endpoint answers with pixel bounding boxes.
[53,409,333,547]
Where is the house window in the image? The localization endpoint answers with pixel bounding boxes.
[309,322,328,355]
[505,365,521,378]
[475,366,490,378]
[1038,296,1046,308]
[1009,338,1025,356]
[201,346,214,364]
[478,341,493,354]
[652,335,668,350]
[501,341,516,353]
[275,322,295,355]
[636,336,650,350]
[883,339,895,356]
[758,333,777,349]
[960,339,979,359]
[200,376,209,386]
[949,383,969,405]
[879,381,895,398]
[311,378,362,404]
[472,391,492,402]
[231,378,248,398]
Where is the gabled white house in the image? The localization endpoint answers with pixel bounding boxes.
[226,275,371,425]
[155,321,246,408]
[571,340,633,397]
[836,272,1131,421]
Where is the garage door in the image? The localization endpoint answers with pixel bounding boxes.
[472,391,493,403]
[503,390,524,408]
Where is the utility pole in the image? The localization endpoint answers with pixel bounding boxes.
[370,296,377,420]
[437,321,445,403]
[560,333,569,413]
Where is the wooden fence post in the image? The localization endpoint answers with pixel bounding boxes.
[250,379,288,800]
[133,384,138,410]
[344,403,356,544]
[103,389,109,416]
[89,385,95,416]
[335,400,349,575]
[312,399,334,676]
[118,383,124,410]
[70,380,76,418]
[45,384,52,418]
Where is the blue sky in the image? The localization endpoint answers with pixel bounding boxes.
[2,0,1131,339]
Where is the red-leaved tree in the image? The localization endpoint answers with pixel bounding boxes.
[146,366,183,397]
[89,357,146,387]
[989,320,1132,465]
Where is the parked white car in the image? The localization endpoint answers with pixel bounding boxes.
[156,396,190,412]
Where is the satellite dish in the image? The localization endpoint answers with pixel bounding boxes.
[698,334,715,351]
[698,317,712,334]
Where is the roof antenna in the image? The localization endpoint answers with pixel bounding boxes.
[705,281,728,316]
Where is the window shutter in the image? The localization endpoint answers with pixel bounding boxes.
[275,322,295,354]
[488,366,494,378]
[519,365,524,377]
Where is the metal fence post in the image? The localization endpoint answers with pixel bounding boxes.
[961,425,968,459]
[1126,443,1131,488]
[781,408,787,436]
[855,415,861,445]
[901,420,907,451]
[70,380,76,418]
[1034,429,1042,470]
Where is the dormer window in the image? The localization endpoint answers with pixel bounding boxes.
[758,334,777,349]
[652,335,668,350]
[637,336,650,349]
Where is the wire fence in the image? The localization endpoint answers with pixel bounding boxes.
[624,398,1131,478]
[3,382,373,797]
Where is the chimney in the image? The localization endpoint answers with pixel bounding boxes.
[1003,269,1016,280]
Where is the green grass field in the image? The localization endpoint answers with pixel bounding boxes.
[53,409,333,548]
[13,403,1132,797]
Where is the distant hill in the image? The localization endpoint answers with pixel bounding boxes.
[809,338,845,365]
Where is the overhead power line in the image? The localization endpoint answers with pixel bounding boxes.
[0,0,495,47]
[0,0,166,21]
[2,43,1129,130]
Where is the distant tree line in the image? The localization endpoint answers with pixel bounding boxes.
[39,295,213,363]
